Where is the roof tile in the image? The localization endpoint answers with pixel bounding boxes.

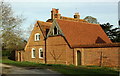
[56,19,112,48]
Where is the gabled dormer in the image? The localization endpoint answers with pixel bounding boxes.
[47,19,64,37]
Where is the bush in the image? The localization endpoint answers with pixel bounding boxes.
[2,50,15,60]
[2,50,11,56]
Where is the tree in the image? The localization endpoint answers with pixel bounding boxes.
[0,1,26,52]
[100,23,120,42]
[84,16,99,24]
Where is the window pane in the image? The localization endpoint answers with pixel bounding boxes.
[35,33,40,41]
[54,27,57,35]
[46,29,49,36]
[36,35,37,40]
[33,50,35,57]
[39,49,43,58]
[37,35,38,40]
[32,49,35,58]
[41,51,43,57]
[38,35,40,40]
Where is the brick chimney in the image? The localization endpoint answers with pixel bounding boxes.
[74,12,80,19]
[51,8,61,19]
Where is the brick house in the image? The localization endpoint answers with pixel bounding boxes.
[16,8,120,67]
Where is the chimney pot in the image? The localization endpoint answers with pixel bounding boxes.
[74,12,80,19]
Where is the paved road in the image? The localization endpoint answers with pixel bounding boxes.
[0,63,65,76]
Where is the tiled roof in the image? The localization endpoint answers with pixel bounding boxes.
[46,16,87,23]
[37,20,52,37]
[56,19,112,48]
[61,16,87,22]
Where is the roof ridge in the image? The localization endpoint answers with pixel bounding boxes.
[61,16,87,22]
[56,19,99,26]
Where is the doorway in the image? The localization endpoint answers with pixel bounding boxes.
[77,51,81,65]
[18,52,21,61]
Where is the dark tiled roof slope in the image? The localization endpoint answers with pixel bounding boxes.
[56,19,112,48]
[37,20,52,37]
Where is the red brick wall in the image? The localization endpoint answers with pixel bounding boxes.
[16,25,119,67]
[21,25,45,63]
[15,50,24,61]
[46,36,73,65]
[74,47,120,67]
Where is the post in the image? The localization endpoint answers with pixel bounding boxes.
[99,51,103,67]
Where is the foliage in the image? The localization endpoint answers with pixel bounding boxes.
[2,58,119,76]
[100,23,120,42]
[0,1,26,51]
[84,16,99,24]
[2,50,11,56]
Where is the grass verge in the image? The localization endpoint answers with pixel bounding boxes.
[2,57,119,76]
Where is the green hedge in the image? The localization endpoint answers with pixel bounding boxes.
[2,50,11,56]
[2,50,15,60]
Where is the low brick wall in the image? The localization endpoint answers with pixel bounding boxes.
[74,47,120,67]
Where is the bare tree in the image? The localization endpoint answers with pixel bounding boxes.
[0,0,25,51]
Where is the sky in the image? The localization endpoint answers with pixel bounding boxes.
[8,0,119,28]
[118,1,120,20]
[5,0,120,2]
[4,0,120,39]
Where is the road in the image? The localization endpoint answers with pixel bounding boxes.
[0,63,65,76]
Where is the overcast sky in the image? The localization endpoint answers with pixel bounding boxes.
[5,0,119,30]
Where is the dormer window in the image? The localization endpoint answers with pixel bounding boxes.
[46,29,49,36]
[54,27,57,35]
[47,24,62,37]
[35,33,40,41]
[53,26,58,35]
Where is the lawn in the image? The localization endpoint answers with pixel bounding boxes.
[1,57,119,76]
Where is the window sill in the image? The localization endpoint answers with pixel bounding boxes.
[39,57,44,59]
[34,40,40,42]
[32,57,35,58]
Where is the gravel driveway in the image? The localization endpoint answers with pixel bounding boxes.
[0,63,65,76]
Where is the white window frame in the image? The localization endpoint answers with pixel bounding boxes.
[35,33,40,41]
[39,48,43,58]
[31,48,35,58]
[53,29,54,35]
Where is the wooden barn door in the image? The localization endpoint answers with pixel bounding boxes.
[77,51,81,65]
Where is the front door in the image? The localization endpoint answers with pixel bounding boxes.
[77,51,81,65]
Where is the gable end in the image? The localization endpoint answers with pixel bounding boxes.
[47,19,64,38]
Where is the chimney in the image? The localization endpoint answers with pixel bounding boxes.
[74,12,80,19]
[51,8,61,19]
